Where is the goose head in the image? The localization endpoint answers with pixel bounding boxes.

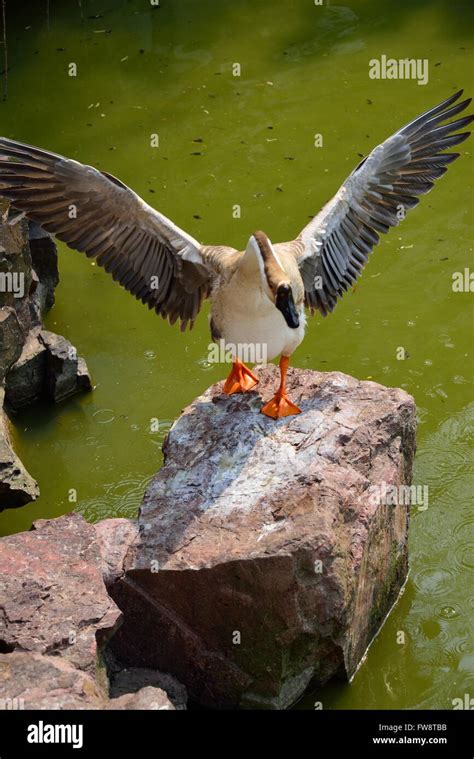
[246,231,300,329]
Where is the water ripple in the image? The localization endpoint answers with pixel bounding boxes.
[73,473,151,522]
[413,566,457,596]
[92,408,116,424]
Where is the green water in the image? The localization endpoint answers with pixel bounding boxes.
[0,0,472,710]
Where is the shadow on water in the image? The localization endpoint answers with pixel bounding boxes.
[278,0,474,57]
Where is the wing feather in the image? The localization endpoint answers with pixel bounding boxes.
[295,91,473,315]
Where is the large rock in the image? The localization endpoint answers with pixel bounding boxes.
[0,513,121,675]
[0,389,39,509]
[109,366,416,709]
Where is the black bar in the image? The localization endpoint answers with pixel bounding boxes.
[0,709,472,756]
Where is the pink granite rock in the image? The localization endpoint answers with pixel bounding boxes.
[0,652,105,710]
[0,652,176,710]
[0,513,121,675]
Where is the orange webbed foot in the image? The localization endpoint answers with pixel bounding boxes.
[260,354,301,419]
[223,360,259,395]
[261,392,301,419]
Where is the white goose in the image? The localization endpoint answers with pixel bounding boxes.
[0,90,471,418]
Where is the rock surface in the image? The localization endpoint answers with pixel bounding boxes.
[109,366,416,709]
[4,329,92,410]
[41,329,92,403]
[0,203,33,332]
[0,307,23,381]
[28,222,59,315]
[106,685,175,710]
[0,513,121,674]
[0,388,39,508]
[0,512,187,710]
[0,652,105,710]
[4,328,46,409]
[94,518,140,587]
[0,652,176,710]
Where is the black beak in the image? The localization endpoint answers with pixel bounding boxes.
[275,284,300,329]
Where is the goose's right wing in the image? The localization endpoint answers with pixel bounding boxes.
[0,138,237,330]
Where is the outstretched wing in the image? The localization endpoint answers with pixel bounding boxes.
[294,90,473,316]
[0,138,237,330]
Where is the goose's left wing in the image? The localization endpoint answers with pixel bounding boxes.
[292,90,473,316]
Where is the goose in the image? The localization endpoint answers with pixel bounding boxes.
[0,90,471,418]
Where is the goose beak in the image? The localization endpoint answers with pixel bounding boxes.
[275,284,299,329]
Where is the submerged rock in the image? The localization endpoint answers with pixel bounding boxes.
[109,366,416,709]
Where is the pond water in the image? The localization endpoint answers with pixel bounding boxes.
[0,0,472,710]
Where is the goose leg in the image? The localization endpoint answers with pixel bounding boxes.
[223,358,259,394]
[261,355,301,419]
